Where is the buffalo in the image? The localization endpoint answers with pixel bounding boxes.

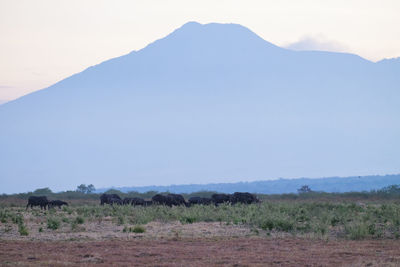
[100,193,122,205]
[152,194,187,207]
[26,196,49,210]
[109,198,123,205]
[188,197,212,206]
[211,193,231,206]
[123,197,146,206]
[49,200,69,209]
[167,193,188,206]
[230,192,259,204]
[123,197,133,205]
[144,200,153,206]
[152,194,171,206]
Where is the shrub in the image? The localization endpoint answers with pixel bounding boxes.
[346,223,369,240]
[260,219,274,231]
[132,225,145,233]
[11,214,23,225]
[47,218,60,230]
[180,216,196,224]
[0,210,8,223]
[123,225,146,233]
[75,216,84,224]
[18,224,29,236]
[117,215,125,225]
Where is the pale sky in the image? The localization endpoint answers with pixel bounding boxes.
[0,0,399,102]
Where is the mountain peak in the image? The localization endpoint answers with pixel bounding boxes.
[180,21,202,28]
[144,21,280,55]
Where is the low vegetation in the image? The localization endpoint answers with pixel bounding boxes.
[1,199,400,240]
[1,185,400,240]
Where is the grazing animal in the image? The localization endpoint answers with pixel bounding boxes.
[26,196,49,210]
[109,197,123,205]
[48,200,69,209]
[131,197,145,206]
[230,192,259,204]
[167,194,188,206]
[123,197,133,205]
[100,193,122,205]
[152,194,171,206]
[144,200,153,206]
[152,194,187,207]
[188,197,212,206]
[123,197,146,206]
[211,193,232,206]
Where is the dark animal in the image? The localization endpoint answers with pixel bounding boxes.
[123,197,146,206]
[100,193,122,205]
[108,197,123,205]
[26,196,49,210]
[152,194,187,207]
[48,200,68,209]
[144,200,153,206]
[131,197,145,206]
[152,194,171,206]
[167,194,188,206]
[211,193,232,206]
[230,192,259,204]
[123,197,133,205]
[188,197,212,206]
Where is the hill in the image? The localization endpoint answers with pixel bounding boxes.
[0,22,399,193]
[97,174,400,194]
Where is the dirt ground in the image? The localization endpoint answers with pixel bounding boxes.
[1,220,262,241]
[1,238,400,266]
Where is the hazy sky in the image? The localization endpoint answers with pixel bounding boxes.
[1,0,399,102]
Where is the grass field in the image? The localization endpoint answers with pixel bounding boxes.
[2,194,400,266]
[1,198,400,240]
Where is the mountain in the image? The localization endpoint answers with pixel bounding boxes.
[0,22,399,193]
[98,174,400,194]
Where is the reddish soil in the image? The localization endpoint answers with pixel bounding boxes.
[1,238,400,266]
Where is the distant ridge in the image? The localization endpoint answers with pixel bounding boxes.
[96,174,400,194]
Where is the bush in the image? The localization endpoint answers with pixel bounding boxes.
[117,215,125,225]
[123,225,146,233]
[47,218,60,230]
[11,214,23,225]
[346,223,369,240]
[132,225,145,233]
[75,216,84,224]
[180,216,196,224]
[18,224,29,236]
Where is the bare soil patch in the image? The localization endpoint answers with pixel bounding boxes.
[1,220,260,241]
[1,238,400,266]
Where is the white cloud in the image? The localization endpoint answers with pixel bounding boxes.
[285,34,350,53]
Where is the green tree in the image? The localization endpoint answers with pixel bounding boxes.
[87,184,95,193]
[33,187,52,195]
[76,184,88,193]
[76,184,96,194]
[298,185,312,194]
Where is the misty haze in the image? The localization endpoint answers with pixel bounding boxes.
[0,22,399,193]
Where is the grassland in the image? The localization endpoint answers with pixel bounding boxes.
[2,192,400,266]
[1,197,400,240]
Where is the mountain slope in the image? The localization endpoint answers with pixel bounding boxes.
[98,174,400,194]
[0,22,399,193]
